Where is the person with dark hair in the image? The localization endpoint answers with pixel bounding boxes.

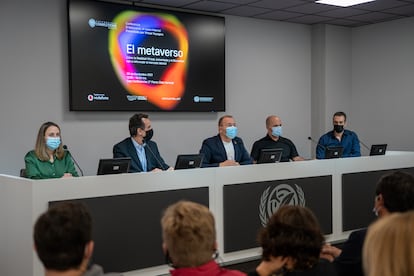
[161,200,246,276]
[250,115,304,162]
[113,113,172,172]
[321,171,414,276]
[25,121,78,179]
[34,202,119,276]
[249,205,337,276]
[316,111,360,159]
[199,115,252,167]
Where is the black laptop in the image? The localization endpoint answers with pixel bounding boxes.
[97,157,131,175]
[174,154,203,170]
[370,144,387,156]
[257,148,283,164]
[325,146,344,159]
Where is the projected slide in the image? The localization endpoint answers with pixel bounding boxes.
[68,0,225,112]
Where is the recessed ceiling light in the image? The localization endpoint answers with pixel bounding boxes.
[316,0,375,7]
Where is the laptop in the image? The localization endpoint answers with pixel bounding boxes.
[370,144,387,156]
[325,146,344,159]
[174,154,203,170]
[97,157,131,175]
[257,148,283,164]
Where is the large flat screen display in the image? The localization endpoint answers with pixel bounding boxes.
[68,0,225,111]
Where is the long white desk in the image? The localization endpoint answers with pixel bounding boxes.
[1,151,414,276]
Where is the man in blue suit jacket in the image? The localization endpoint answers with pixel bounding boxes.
[200,115,252,167]
[113,113,171,173]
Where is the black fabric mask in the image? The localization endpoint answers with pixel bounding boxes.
[334,125,344,133]
[144,129,154,142]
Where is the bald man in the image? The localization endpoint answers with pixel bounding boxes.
[250,115,304,163]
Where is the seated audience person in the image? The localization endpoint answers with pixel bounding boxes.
[34,202,119,276]
[363,211,414,276]
[199,115,252,167]
[113,113,172,172]
[25,121,78,179]
[316,111,360,159]
[321,171,414,276]
[251,115,304,162]
[161,200,246,276]
[249,205,337,276]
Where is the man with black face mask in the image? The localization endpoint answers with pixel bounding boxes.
[316,111,361,159]
[113,113,172,172]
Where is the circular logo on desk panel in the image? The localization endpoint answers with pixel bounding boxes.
[259,184,305,227]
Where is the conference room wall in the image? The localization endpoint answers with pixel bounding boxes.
[0,0,312,176]
[350,17,414,154]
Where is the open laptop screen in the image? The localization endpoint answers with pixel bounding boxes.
[174,154,203,170]
[97,158,131,175]
[370,144,387,156]
[257,148,283,164]
[325,146,344,159]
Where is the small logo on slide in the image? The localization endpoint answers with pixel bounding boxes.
[88,18,116,29]
[88,19,96,28]
[87,93,109,102]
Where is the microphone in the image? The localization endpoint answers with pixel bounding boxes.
[63,145,84,176]
[359,140,370,151]
[143,142,168,171]
[308,136,327,150]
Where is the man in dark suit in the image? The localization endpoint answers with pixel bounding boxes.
[199,115,252,167]
[113,113,171,173]
[321,171,414,276]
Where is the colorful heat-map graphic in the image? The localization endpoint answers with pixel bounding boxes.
[109,11,189,110]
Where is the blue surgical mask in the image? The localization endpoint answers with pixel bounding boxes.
[225,126,238,140]
[272,126,282,137]
[46,137,61,150]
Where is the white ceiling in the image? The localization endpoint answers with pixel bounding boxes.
[128,0,414,27]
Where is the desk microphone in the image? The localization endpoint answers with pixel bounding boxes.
[359,140,370,151]
[143,143,167,171]
[63,145,84,176]
[308,136,327,150]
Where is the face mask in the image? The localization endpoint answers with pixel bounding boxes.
[272,126,282,137]
[225,126,238,140]
[334,125,344,133]
[46,137,61,150]
[372,206,381,217]
[144,129,154,142]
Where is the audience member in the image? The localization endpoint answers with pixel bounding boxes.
[113,113,172,172]
[161,200,246,276]
[34,202,119,276]
[363,211,414,276]
[316,111,360,159]
[249,205,337,276]
[321,171,414,276]
[251,115,304,162]
[25,121,78,179]
[199,115,252,167]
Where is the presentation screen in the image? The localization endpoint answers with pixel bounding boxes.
[68,0,225,112]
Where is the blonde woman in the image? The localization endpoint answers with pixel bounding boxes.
[363,211,414,276]
[25,121,78,179]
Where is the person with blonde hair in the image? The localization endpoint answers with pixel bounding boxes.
[25,121,78,179]
[363,211,414,276]
[161,200,245,276]
[249,205,336,276]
